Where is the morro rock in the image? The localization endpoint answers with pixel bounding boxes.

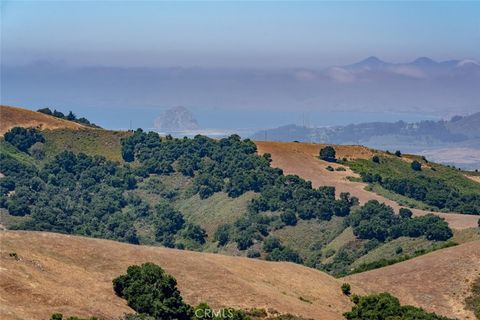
[154,106,200,132]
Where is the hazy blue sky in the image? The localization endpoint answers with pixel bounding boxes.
[2,1,479,68]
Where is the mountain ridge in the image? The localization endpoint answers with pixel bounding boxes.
[252,112,480,169]
[2,55,479,123]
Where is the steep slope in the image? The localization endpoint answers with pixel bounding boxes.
[0,231,356,320]
[255,141,479,229]
[0,105,87,135]
[345,240,480,320]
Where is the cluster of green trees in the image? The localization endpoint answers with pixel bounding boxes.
[0,150,140,242]
[307,239,383,277]
[37,107,100,128]
[113,262,192,320]
[122,131,277,198]
[113,262,250,320]
[4,127,45,152]
[359,166,480,215]
[319,146,336,162]
[223,179,359,252]
[348,200,452,242]
[344,292,453,320]
[150,201,207,248]
[121,131,359,251]
[0,145,205,247]
[0,127,456,271]
[262,237,303,263]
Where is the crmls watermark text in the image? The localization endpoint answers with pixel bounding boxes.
[195,308,235,318]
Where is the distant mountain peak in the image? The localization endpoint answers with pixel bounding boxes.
[346,56,387,69]
[362,56,384,64]
[456,59,480,67]
[411,57,438,66]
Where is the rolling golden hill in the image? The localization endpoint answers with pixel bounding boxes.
[1,231,478,320]
[255,141,479,229]
[0,231,357,320]
[345,239,480,319]
[0,105,87,135]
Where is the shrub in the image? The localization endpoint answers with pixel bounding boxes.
[154,202,186,246]
[29,142,46,160]
[395,150,402,157]
[351,295,360,304]
[325,249,336,258]
[214,224,231,246]
[247,249,261,258]
[4,127,45,152]
[326,165,334,171]
[341,283,351,295]
[399,208,413,219]
[319,146,336,162]
[236,233,254,250]
[280,210,297,226]
[263,237,283,253]
[38,107,53,115]
[372,155,380,163]
[113,262,193,320]
[9,252,19,260]
[180,223,207,244]
[266,247,303,264]
[344,292,453,320]
[411,160,422,171]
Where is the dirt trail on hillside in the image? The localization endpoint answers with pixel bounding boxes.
[0,105,87,135]
[466,174,480,183]
[0,231,357,320]
[345,240,480,319]
[255,141,479,229]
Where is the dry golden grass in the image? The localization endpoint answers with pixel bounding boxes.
[255,141,479,229]
[1,231,476,320]
[466,175,480,183]
[0,105,87,135]
[0,231,358,320]
[345,240,480,320]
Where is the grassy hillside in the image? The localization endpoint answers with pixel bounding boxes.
[42,129,130,163]
[0,139,36,166]
[1,106,478,282]
[0,105,86,135]
[345,239,480,320]
[1,106,479,320]
[349,154,480,195]
[0,123,472,278]
[347,154,480,214]
[256,140,479,229]
[1,231,474,320]
[0,231,355,320]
